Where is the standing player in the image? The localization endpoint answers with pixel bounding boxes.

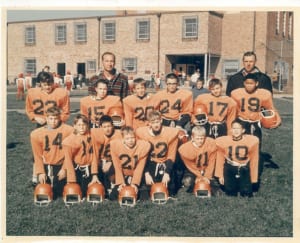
[153,73,193,130]
[80,79,124,128]
[109,126,151,200]
[91,115,122,196]
[123,78,155,130]
[63,114,101,198]
[26,71,70,127]
[16,73,25,100]
[26,71,70,185]
[215,120,259,197]
[192,78,237,139]
[136,111,179,197]
[30,107,73,199]
[230,73,281,176]
[178,126,217,193]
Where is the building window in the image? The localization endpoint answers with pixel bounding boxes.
[282,12,286,37]
[288,12,293,39]
[103,21,116,41]
[136,19,150,41]
[24,58,36,75]
[183,16,198,39]
[276,12,280,35]
[223,59,239,79]
[87,60,96,71]
[55,24,67,44]
[25,25,36,45]
[75,23,87,42]
[122,58,137,72]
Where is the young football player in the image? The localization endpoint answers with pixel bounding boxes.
[91,115,122,196]
[215,120,259,197]
[230,73,281,176]
[192,78,237,138]
[63,114,101,198]
[122,78,155,130]
[30,107,74,199]
[109,126,151,200]
[178,126,217,193]
[26,71,70,185]
[80,79,124,128]
[26,71,70,127]
[152,73,193,129]
[135,111,179,197]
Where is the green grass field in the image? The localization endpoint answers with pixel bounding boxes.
[5,88,293,237]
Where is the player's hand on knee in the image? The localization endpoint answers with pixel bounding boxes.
[218,177,224,185]
[145,172,154,185]
[162,173,170,187]
[57,169,66,180]
[38,173,46,184]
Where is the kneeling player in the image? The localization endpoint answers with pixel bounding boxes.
[109,126,151,200]
[215,120,259,197]
[30,107,73,199]
[63,114,101,198]
[178,126,217,194]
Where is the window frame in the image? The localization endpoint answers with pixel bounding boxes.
[24,58,36,75]
[55,23,67,44]
[102,20,116,41]
[182,16,198,39]
[74,22,87,43]
[25,25,36,45]
[136,18,150,41]
[122,57,137,73]
[87,60,97,72]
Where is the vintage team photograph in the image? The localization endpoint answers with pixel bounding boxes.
[4,8,293,240]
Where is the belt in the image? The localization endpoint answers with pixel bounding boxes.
[238,117,260,123]
[225,157,248,167]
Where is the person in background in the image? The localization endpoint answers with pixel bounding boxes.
[191,78,210,100]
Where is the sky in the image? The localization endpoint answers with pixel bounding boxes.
[6,10,115,22]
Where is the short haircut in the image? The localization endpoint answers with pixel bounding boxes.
[38,71,54,83]
[94,79,108,88]
[99,115,113,126]
[191,125,206,136]
[196,78,204,83]
[243,51,257,61]
[244,73,258,82]
[121,126,135,137]
[102,51,115,61]
[231,119,245,129]
[73,114,89,126]
[208,78,222,89]
[46,106,61,117]
[165,73,179,83]
[133,78,146,88]
[147,110,162,122]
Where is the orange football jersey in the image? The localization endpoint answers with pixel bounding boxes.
[80,95,123,125]
[231,88,278,122]
[178,137,217,179]
[123,93,155,129]
[62,132,98,183]
[152,89,193,120]
[135,126,179,163]
[91,128,122,163]
[111,139,151,186]
[30,123,74,175]
[26,87,70,122]
[193,93,237,132]
[215,135,259,183]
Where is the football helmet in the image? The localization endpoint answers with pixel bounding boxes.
[193,104,208,126]
[260,109,280,129]
[193,178,211,198]
[150,182,169,204]
[118,185,137,207]
[63,183,82,206]
[178,129,189,145]
[87,183,105,204]
[108,107,124,127]
[34,183,53,206]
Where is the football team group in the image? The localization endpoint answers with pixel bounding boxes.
[26,51,281,207]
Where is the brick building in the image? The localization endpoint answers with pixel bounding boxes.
[7,10,293,92]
